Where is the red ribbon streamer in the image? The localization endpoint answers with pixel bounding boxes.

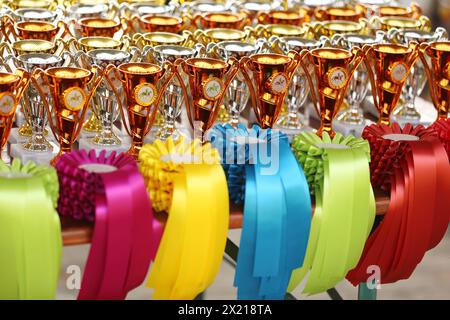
[347,123,450,285]
[56,150,161,299]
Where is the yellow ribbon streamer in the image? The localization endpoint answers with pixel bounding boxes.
[139,137,229,300]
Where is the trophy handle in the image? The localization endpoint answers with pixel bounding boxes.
[419,16,431,32]
[330,34,346,48]
[55,20,69,41]
[239,11,251,29]
[182,30,195,48]
[298,49,320,118]
[193,30,205,44]
[358,18,370,35]
[31,68,59,142]
[120,35,130,51]
[312,22,324,39]
[139,45,156,63]
[387,28,402,44]
[174,58,194,130]
[1,14,16,43]
[73,65,104,140]
[369,16,381,30]
[239,56,262,125]
[434,27,448,40]
[71,50,88,68]
[206,43,219,59]
[208,57,240,129]
[253,25,266,39]
[120,16,131,35]
[109,1,121,19]
[192,14,202,29]
[0,55,14,73]
[66,37,80,52]
[268,36,284,54]
[287,50,302,80]
[104,64,132,137]
[144,61,176,135]
[194,43,206,58]
[405,41,420,74]
[256,11,269,24]
[418,42,438,111]
[132,33,144,49]
[54,38,67,57]
[314,7,326,21]
[361,44,379,114]
[13,68,31,105]
[62,19,77,39]
[338,47,365,104]
[411,2,422,18]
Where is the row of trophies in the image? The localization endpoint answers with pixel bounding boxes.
[0,0,449,166]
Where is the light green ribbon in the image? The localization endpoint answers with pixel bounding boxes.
[288,132,375,295]
[0,159,61,300]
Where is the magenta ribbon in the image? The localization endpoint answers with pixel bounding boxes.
[56,150,162,300]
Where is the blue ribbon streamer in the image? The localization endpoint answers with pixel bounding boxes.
[209,124,312,300]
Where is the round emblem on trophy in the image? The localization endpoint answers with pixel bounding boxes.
[202,77,224,101]
[0,93,15,116]
[63,87,86,111]
[390,62,408,84]
[266,73,289,94]
[134,83,157,107]
[327,67,347,89]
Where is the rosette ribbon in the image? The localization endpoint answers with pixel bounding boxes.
[139,137,229,300]
[209,124,312,300]
[0,159,61,299]
[56,150,158,300]
[347,123,450,285]
[289,132,375,295]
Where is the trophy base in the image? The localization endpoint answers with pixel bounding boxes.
[333,119,373,138]
[80,126,123,139]
[8,127,53,144]
[10,142,59,165]
[78,138,132,157]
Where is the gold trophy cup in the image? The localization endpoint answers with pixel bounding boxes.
[194,12,250,30]
[363,43,419,125]
[256,10,306,26]
[299,47,365,136]
[0,69,30,151]
[240,52,302,129]
[31,66,103,165]
[174,57,239,137]
[106,62,176,159]
[314,6,365,22]
[135,14,189,34]
[419,41,450,121]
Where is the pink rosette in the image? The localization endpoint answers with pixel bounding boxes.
[56,150,161,300]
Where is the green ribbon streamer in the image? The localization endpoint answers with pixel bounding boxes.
[288,132,375,295]
[0,159,61,300]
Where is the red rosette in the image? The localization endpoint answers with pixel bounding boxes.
[347,123,450,285]
[55,150,160,299]
[430,119,450,159]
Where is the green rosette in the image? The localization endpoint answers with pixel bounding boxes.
[289,132,375,295]
[0,159,61,299]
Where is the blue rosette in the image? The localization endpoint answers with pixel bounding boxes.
[209,124,312,300]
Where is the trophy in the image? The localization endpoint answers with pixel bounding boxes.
[312,20,369,39]
[253,24,313,39]
[1,15,67,43]
[64,1,119,20]
[314,6,365,22]
[269,36,323,133]
[119,1,174,17]
[4,53,70,157]
[388,28,448,125]
[133,31,195,48]
[331,32,385,136]
[377,4,422,18]
[5,0,57,10]
[240,52,302,129]
[31,66,103,165]
[194,12,249,30]
[134,14,189,34]
[174,57,239,138]
[141,44,202,140]
[194,28,250,45]
[207,40,267,127]
[0,39,66,139]
[67,36,130,134]
[419,41,450,121]
[363,43,419,125]
[1,7,61,22]
[105,62,176,159]
[233,0,279,23]
[74,49,133,150]
[0,69,30,154]
[256,10,306,26]
[179,0,230,16]
[299,47,365,136]
[369,16,431,32]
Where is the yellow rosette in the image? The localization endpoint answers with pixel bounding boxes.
[139,137,229,299]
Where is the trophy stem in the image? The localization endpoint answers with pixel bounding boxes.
[83,112,102,132]
[127,137,144,161]
[51,141,71,166]
[438,108,449,120]
[379,109,391,125]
